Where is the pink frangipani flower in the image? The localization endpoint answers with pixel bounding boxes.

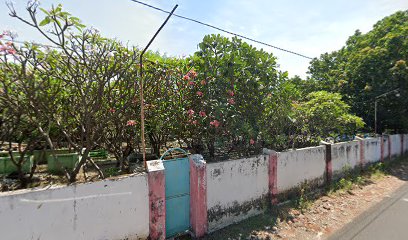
[126,120,136,126]
[6,48,16,55]
[199,111,206,117]
[187,109,195,116]
[183,74,190,81]
[0,41,17,55]
[189,70,198,78]
[210,120,220,128]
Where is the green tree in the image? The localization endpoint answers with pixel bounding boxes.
[260,79,300,150]
[187,34,282,158]
[308,11,408,133]
[292,91,365,145]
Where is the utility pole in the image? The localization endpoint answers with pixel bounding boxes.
[139,4,178,169]
[374,100,377,135]
[374,88,400,135]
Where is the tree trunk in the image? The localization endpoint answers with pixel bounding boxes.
[207,141,215,159]
[148,133,161,156]
[70,148,90,183]
[88,158,105,179]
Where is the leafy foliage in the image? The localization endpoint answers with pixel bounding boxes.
[0,2,370,187]
[186,34,282,158]
[295,91,364,138]
[308,10,408,133]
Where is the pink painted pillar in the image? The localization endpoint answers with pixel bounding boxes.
[380,136,384,162]
[147,160,166,240]
[325,144,333,182]
[267,150,278,205]
[388,135,392,160]
[356,137,365,169]
[320,141,333,183]
[189,154,208,238]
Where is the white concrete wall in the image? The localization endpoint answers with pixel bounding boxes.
[390,134,402,157]
[331,141,360,174]
[363,137,382,164]
[206,155,269,232]
[0,174,149,240]
[277,146,326,192]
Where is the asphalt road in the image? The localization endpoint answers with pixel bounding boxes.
[329,182,408,240]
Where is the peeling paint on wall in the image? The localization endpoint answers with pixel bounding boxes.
[390,134,402,158]
[331,141,360,177]
[205,135,407,234]
[1,135,406,239]
[147,160,166,240]
[277,146,326,192]
[190,154,208,238]
[206,155,268,232]
[276,177,325,202]
[207,195,268,232]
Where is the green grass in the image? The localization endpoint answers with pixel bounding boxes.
[295,183,313,213]
[102,167,121,177]
[200,213,277,240]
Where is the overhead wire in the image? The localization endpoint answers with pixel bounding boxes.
[4,1,315,60]
[129,0,314,60]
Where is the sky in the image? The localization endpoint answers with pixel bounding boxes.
[1,0,408,78]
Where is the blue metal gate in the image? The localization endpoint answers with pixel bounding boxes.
[161,148,190,237]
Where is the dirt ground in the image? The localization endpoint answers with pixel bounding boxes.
[198,158,408,240]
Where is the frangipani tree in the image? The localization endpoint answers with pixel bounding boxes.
[0,32,52,183]
[185,34,281,158]
[7,2,140,182]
